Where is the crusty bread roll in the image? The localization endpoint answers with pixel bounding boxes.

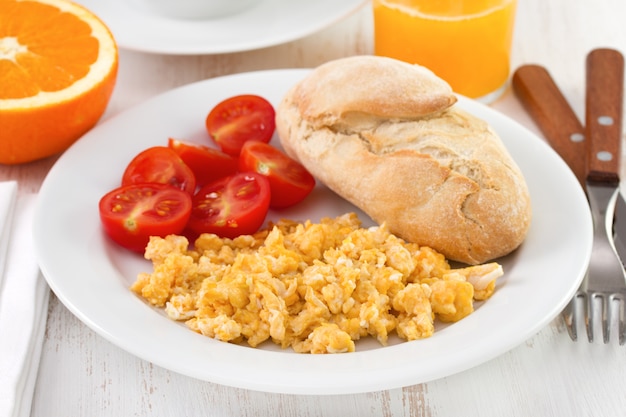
[276,55,531,265]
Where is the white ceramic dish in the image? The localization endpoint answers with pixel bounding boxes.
[34,69,592,395]
[72,0,368,54]
[143,0,259,20]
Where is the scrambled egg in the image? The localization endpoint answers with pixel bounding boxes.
[131,213,502,353]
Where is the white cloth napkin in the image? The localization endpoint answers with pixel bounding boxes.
[0,182,17,292]
[0,185,50,417]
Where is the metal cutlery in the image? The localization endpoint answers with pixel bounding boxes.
[512,48,626,344]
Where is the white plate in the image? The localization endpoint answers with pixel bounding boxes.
[34,69,592,395]
[72,0,367,55]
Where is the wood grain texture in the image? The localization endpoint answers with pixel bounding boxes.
[585,48,624,183]
[512,64,587,186]
[6,1,626,416]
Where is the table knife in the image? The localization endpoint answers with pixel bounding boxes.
[512,64,587,187]
[513,49,626,270]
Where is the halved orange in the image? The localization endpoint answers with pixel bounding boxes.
[0,0,118,165]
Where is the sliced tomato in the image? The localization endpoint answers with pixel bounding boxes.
[205,94,276,156]
[122,146,196,195]
[239,141,316,208]
[187,172,271,239]
[99,183,192,253]
[168,138,239,187]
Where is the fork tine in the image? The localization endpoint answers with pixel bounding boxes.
[583,294,595,343]
[588,293,611,344]
[562,297,577,341]
[599,293,610,344]
[571,292,588,342]
[612,294,626,345]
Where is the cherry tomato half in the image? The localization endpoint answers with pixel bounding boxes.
[122,146,196,195]
[205,94,276,156]
[99,183,192,253]
[239,141,316,208]
[187,172,271,239]
[168,138,239,187]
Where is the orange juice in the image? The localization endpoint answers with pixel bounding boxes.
[373,0,517,100]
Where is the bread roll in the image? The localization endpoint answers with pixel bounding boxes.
[276,55,531,265]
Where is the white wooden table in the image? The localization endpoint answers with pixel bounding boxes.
[3,1,626,415]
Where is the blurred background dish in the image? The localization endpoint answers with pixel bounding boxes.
[72,0,368,55]
[138,0,261,20]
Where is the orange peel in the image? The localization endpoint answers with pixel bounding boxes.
[0,0,118,164]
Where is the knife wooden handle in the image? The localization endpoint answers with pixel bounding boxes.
[586,48,624,184]
[512,64,586,186]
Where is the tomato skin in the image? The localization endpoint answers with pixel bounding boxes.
[167,138,238,187]
[239,141,316,208]
[187,172,271,239]
[99,183,192,253]
[205,94,276,156]
[122,146,196,195]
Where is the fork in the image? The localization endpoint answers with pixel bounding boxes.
[567,184,626,344]
[578,48,626,344]
[513,48,626,344]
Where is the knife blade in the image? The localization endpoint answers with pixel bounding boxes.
[613,191,626,261]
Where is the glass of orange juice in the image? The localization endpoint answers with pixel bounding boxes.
[373,0,518,103]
